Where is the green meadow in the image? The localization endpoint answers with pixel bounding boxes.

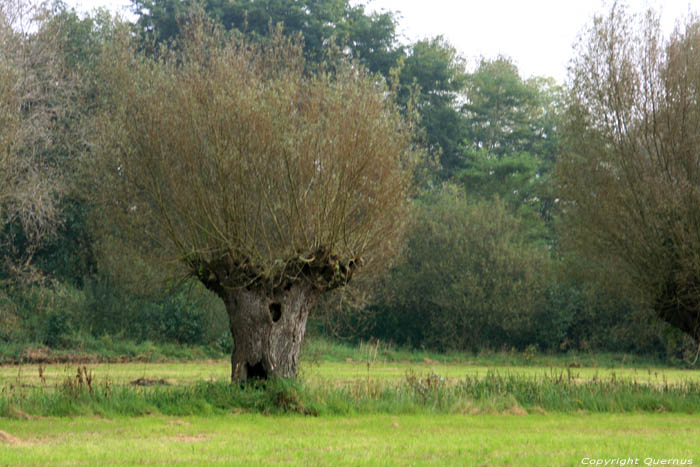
[1,347,700,465]
[1,413,698,465]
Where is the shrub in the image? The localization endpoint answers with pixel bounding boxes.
[370,187,551,351]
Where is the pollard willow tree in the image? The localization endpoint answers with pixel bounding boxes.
[93,15,415,380]
[558,4,700,344]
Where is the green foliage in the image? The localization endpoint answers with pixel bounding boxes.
[44,310,74,348]
[457,58,562,242]
[0,282,86,347]
[397,37,468,175]
[458,150,551,242]
[0,0,74,278]
[459,151,540,203]
[557,3,700,344]
[0,4,112,286]
[82,279,227,346]
[370,187,551,351]
[0,277,228,351]
[533,280,684,356]
[22,198,96,287]
[462,57,561,158]
[132,0,402,75]
[2,1,685,364]
[0,291,21,343]
[360,182,683,355]
[54,4,121,74]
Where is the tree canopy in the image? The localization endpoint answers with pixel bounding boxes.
[94,17,413,292]
[462,56,561,158]
[558,4,700,343]
[0,0,74,277]
[131,0,402,76]
[397,36,468,176]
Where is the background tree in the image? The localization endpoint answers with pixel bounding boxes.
[11,5,122,288]
[558,4,700,344]
[92,12,415,380]
[462,57,558,157]
[0,0,75,280]
[457,58,563,243]
[397,36,468,177]
[369,186,551,351]
[131,0,402,76]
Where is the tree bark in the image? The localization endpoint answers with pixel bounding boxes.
[223,283,316,381]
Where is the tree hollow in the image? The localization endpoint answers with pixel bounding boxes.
[223,284,316,381]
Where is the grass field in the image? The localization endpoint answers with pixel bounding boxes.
[1,358,698,386]
[1,346,700,465]
[1,413,698,465]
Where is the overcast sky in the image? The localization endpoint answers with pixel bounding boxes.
[66,0,697,83]
[361,0,695,83]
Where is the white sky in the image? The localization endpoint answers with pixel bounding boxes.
[66,0,698,83]
[360,0,695,83]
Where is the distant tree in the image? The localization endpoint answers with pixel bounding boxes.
[132,1,479,183]
[397,36,468,176]
[558,4,700,343]
[463,57,560,158]
[131,0,402,76]
[0,0,73,279]
[92,11,415,380]
[459,58,563,241]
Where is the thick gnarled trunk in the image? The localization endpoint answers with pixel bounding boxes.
[223,284,316,381]
[193,249,359,380]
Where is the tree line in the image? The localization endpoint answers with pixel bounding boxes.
[1,0,699,377]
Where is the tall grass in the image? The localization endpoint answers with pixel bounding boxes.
[2,368,699,419]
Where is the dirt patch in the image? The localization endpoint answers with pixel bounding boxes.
[6,406,34,420]
[130,377,170,386]
[460,406,530,416]
[169,434,209,443]
[505,405,528,416]
[14,347,100,365]
[0,430,23,445]
[167,420,190,426]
